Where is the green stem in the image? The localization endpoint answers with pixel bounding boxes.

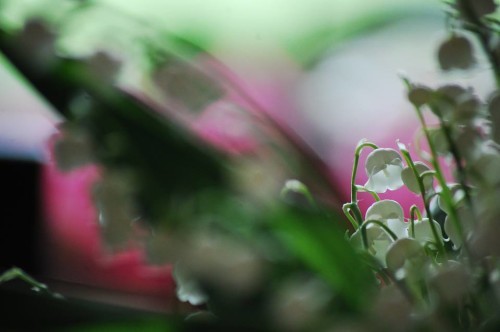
[403,79,466,253]
[355,185,381,202]
[281,179,320,211]
[434,115,475,221]
[350,141,379,225]
[399,147,446,259]
[343,203,360,230]
[0,267,62,298]
[360,219,398,250]
[409,205,423,238]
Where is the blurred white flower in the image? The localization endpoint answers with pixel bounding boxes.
[460,0,497,17]
[178,232,265,297]
[444,206,474,249]
[364,148,404,193]
[453,95,483,124]
[93,170,139,250]
[429,262,471,304]
[385,238,424,272]
[401,161,433,194]
[437,35,476,71]
[468,147,500,187]
[427,127,449,156]
[173,264,208,306]
[270,276,332,331]
[437,183,465,215]
[408,85,433,107]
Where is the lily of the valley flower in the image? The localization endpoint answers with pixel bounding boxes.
[412,218,443,245]
[364,148,404,193]
[350,200,407,265]
[385,238,425,272]
[365,200,408,239]
[444,206,473,249]
[351,200,444,266]
[401,161,433,194]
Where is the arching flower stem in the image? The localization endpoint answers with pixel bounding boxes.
[342,203,360,230]
[402,78,466,255]
[360,219,398,250]
[349,140,379,226]
[355,185,381,202]
[409,205,423,238]
[398,144,446,259]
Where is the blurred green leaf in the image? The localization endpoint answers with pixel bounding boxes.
[68,319,178,332]
[271,206,376,311]
[0,286,179,331]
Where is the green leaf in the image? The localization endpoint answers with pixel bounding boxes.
[270,206,376,311]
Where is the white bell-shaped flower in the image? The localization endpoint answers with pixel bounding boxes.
[401,161,433,194]
[385,238,425,272]
[351,200,408,264]
[365,200,408,239]
[412,218,443,245]
[364,149,404,193]
[350,226,392,266]
[349,226,384,250]
[437,183,465,214]
[469,147,500,187]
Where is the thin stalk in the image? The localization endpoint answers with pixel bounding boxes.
[343,203,360,230]
[409,205,423,238]
[355,185,381,202]
[350,141,379,225]
[400,147,446,259]
[403,79,466,250]
[434,116,475,221]
[360,219,398,250]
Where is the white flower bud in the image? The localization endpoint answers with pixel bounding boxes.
[429,263,471,304]
[401,161,433,194]
[427,127,449,156]
[460,0,497,17]
[408,85,433,107]
[438,35,476,71]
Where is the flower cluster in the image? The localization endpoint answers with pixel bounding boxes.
[344,64,500,332]
[346,142,443,271]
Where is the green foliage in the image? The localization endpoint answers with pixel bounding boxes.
[271,206,376,311]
